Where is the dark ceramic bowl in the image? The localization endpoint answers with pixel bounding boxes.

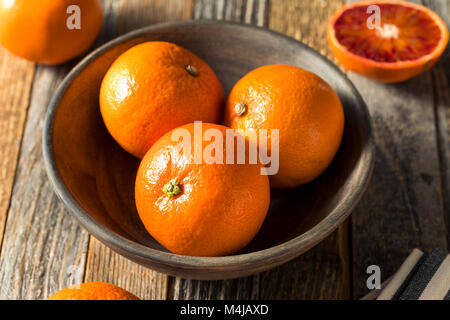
[43,20,374,280]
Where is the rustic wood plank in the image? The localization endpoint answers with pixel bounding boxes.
[269,0,345,61]
[0,63,90,300]
[423,0,450,247]
[193,0,268,26]
[253,0,351,300]
[259,224,350,299]
[84,238,168,299]
[169,275,260,300]
[348,0,448,298]
[167,0,268,301]
[118,0,193,34]
[0,49,35,250]
[82,0,195,300]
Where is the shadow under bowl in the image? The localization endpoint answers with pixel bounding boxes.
[43,20,375,280]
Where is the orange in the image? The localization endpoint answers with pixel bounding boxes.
[47,282,140,300]
[135,122,270,257]
[100,41,224,159]
[328,0,449,83]
[0,0,103,64]
[223,64,344,189]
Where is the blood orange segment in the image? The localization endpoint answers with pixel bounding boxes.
[328,1,449,83]
[335,4,442,62]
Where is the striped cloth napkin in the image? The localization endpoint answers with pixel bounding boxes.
[363,248,450,300]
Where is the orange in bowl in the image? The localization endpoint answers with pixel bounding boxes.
[100,41,224,159]
[135,122,270,257]
[223,64,345,189]
[328,0,449,83]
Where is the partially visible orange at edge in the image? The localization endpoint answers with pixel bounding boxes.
[47,282,140,300]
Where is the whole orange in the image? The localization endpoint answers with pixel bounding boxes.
[100,41,224,159]
[135,122,270,257]
[0,0,103,64]
[223,64,345,188]
[47,282,140,300]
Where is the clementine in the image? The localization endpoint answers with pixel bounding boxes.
[223,64,344,188]
[328,0,449,83]
[0,0,103,64]
[47,282,140,300]
[100,41,224,159]
[135,122,270,257]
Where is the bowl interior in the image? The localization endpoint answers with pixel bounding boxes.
[50,22,371,258]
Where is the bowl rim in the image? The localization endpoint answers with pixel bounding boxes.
[42,20,375,275]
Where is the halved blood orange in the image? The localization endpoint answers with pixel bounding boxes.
[328,1,449,83]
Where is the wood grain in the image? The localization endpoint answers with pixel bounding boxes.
[269,0,345,61]
[0,49,35,253]
[193,0,268,26]
[423,0,450,247]
[255,0,351,300]
[118,0,194,34]
[0,63,90,300]
[84,238,168,299]
[348,0,448,298]
[82,0,194,300]
[259,224,350,299]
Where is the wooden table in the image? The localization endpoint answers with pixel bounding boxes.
[0,0,448,300]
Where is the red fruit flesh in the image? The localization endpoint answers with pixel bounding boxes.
[334,3,443,63]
